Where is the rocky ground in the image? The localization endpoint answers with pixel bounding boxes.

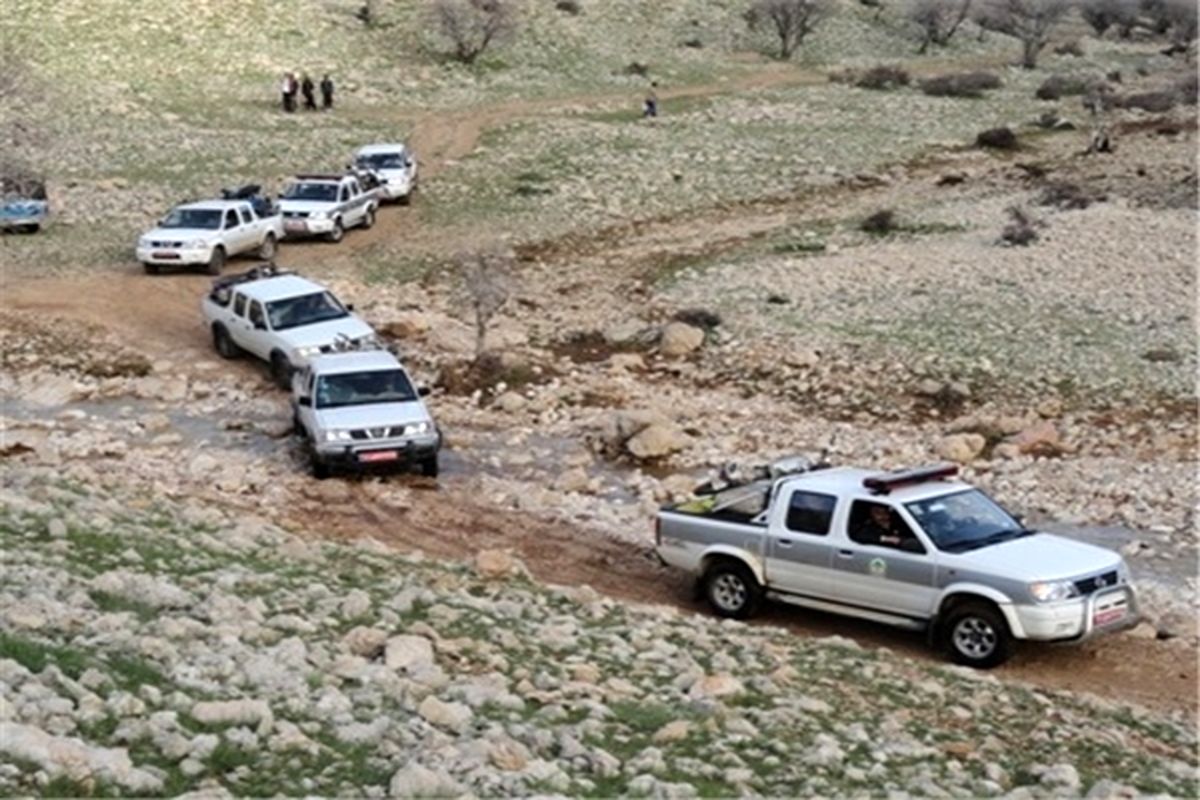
[2,473,1197,798]
[3,1,1198,796]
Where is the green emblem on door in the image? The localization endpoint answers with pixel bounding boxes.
[868,557,887,577]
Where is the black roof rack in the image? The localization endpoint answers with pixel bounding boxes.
[291,174,345,182]
[863,464,958,495]
[210,263,293,291]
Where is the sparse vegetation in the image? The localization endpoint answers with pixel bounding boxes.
[457,243,515,359]
[1036,74,1098,100]
[976,125,1019,148]
[1079,0,1139,37]
[919,70,1002,96]
[906,0,975,53]
[431,0,519,64]
[1000,204,1040,244]
[854,64,911,89]
[745,0,834,59]
[975,0,1072,68]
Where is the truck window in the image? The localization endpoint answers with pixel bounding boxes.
[238,207,252,225]
[785,491,836,536]
[339,186,349,202]
[248,301,267,329]
[223,209,239,229]
[848,500,925,553]
[232,293,248,317]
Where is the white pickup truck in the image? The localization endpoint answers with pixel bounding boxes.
[656,461,1139,667]
[291,347,441,479]
[201,266,376,387]
[277,173,380,243]
[353,143,418,204]
[136,199,282,275]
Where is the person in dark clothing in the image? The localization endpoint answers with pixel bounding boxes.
[643,81,659,118]
[320,74,335,110]
[300,73,316,111]
[854,504,916,549]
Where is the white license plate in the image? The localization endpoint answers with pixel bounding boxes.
[284,220,306,232]
[1093,607,1126,627]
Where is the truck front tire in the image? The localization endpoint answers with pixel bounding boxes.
[206,246,226,275]
[942,601,1013,669]
[361,207,375,229]
[419,454,439,478]
[212,324,240,359]
[142,262,160,275]
[270,352,293,389]
[258,233,277,260]
[325,219,344,243]
[702,560,762,620]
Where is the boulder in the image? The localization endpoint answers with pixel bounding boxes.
[659,322,705,357]
[493,391,527,413]
[341,626,388,658]
[0,722,162,793]
[418,695,473,733]
[626,424,689,460]
[379,312,430,339]
[190,700,273,732]
[689,674,743,699]
[935,433,986,464]
[552,467,590,493]
[488,737,532,771]
[1011,421,1062,456]
[384,635,435,672]
[652,720,693,744]
[474,549,527,579]
[389,763,463,798]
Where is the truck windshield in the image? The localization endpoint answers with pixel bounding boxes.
[356,153,406,169]
[282,183,339,202]
[266,292,348,331]
[316,369,417,408]
[161,208,222,229]
[904,489,1030,553]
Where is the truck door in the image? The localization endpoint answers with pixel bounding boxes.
[828,499,939,619]
[227,291,255,350]
[242,300,272,359]
[764,489,837,600]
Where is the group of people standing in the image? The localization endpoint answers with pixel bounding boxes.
[280,72,334,112]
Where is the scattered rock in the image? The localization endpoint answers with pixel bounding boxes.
[384,635,435,672]
[935,433,986,464]
[658,322,705,357]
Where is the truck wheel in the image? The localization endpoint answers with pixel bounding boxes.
[270,352,293,389]
[398,191,412,206]
[142,262,160,275]
[419,454,439,478]
[943,601,1013,669]
[309,448,331,480]
[361,207,376,229]
[702,560,762,620]
[212,324,240,359]
[257,233,277,260]
[22,223,40,234]
[325,219,344,243]
[205,246,226,275]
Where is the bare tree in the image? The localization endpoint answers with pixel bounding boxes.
[1161,0,1198,43]
[906,0,975,52]
[457,244,514,360]
[1079,0,1139,37]
[745,0,833,60]
[0,46,51,192]
[431,0,518,64]
[977,0,1072,68]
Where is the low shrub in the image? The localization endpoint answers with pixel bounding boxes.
[673,308,722,329]
[855,65,911,91]
[1037,181,1105,210]
[554,0,581,13]
[1054,40,1084,57]
[1174,72,1198,105]
[920,71,1002,98]
[860,209,898,234]
[1115,91,1177,113]
[1000,206,1039,246]
[976,126,1019,150]
[1036,74,1096,101]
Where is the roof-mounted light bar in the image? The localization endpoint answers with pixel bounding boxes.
[863,464,958,495]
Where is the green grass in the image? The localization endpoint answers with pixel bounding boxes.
[0,631,89,679]
[89,590,158,621]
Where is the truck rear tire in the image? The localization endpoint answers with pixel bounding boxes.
[206,247,226,275]
[702,560,762,620]
[325,219,344,243]
[942,601,1013,669]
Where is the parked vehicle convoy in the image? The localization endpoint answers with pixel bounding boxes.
[137,197,282,275]
[277,173,380,242]
[201,265,375,387]
[1,175,49,233]
[291,347,441,479]
[656,461,1139,667]
[352,143,418,204]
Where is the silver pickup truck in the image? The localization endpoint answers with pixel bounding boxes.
[655,461,1139,667]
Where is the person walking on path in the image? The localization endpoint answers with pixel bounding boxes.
[301,73,317,111]
[643,81,659,118]
[320,74,335,110]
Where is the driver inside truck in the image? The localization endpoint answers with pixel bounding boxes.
[852,502,922,552]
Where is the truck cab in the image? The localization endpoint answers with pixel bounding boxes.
[656,463,1139,667]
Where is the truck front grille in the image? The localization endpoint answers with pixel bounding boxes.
[1074,570,1119,596]
[350,427,404,441]
[283,211,310,219]
[150,240,182,248]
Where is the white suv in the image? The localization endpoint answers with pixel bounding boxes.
[353,144,418,204]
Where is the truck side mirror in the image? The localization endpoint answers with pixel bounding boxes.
[345,303,355,312]
[298,396,312,407]
[418,386,431,397]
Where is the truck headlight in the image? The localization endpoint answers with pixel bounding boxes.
[294,345,323,359]
[310,211,328,220]
[403,421,430,436]
[324,430,352,442]
[1029,580,1079,603]
[185,239,209,248]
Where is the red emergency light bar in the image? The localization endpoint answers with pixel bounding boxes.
[863,464,959,495]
